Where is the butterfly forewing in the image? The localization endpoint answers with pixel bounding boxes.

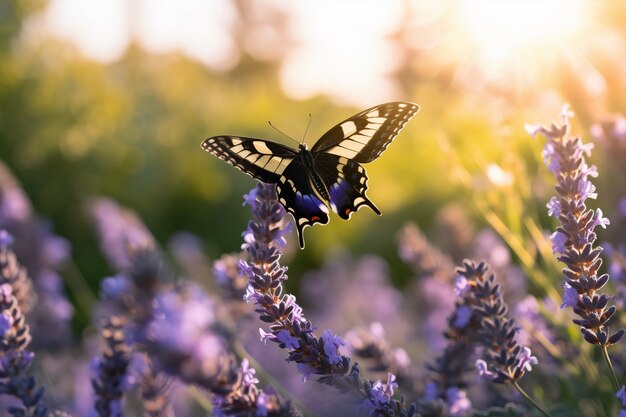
[314,153,380,219]
[202,136,297,183]
[276,159,330,248]
[311,102,419,163]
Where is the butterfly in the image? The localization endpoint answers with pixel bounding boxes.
[202,102,419,248]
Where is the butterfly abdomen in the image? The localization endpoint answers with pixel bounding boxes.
[300,147,330,201]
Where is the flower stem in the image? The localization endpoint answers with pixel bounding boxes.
[601,346,620,391]
[513,381,553,417]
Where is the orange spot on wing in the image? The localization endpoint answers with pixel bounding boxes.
[311,216,320,221]
[345,209,351,216]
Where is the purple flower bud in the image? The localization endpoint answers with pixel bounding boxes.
[454,275,469,297]
[240,359,259,388]
[561,283,579,309]
[550,231,568,254]
[422,382,438,401]
[546,197,561,217]
[276,329,300,349]
[0,311,13,336]
[238,259,254,278]
[475,359,496,380]
[617,386,626,406]
[0,283,13,299]
[453,305,472,329]
[322,330,345,365]
[242,188,259,206]
[518,347,538,371]
[446,387,471,416]
[0,230,14,248]
[259,328,276,344]
[296,363,316,381]
[101,275,131,300]
[578,178,597,200]
[592,208,610,230]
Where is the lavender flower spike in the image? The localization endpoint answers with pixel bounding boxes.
[238,183,349,378]
[457,260,537,384]
[530,106,624,347]
[240,183,416,416]
[0,282,48,417]
[92,315,131,417]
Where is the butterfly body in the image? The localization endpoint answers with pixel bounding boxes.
[202,102,419,248]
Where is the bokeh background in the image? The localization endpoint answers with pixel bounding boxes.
[2,0,626,330]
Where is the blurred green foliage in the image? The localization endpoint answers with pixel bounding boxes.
[1,0,626,303]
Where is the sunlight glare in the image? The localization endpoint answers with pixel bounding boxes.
[280,1,404,107]
[458,0,585,63]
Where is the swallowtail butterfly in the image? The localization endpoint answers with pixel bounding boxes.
[202,102,419,248]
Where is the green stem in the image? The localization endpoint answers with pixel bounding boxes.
[601,345,620,391]
[513,381,554,417]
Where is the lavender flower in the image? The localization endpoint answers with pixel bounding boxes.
[88,198,155,271]
[617,386,626,417]
[397,223,458,351]
[212,358,300,417]
[457,260,537,384]
[143,283,229,388]
[344,322,413,387]
[168,232,212,283]
[397,223,455,281]
[0,162,73,349]
[129,353,174,417]
[529,106,625,347]
[0,230,33,314]
[0,282,48,417]
[239,183,416,416]
[213,253,249,300]
[92,315,131,417]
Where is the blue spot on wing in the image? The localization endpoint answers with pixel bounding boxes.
[316,154,380,220]
[276,161,329,249]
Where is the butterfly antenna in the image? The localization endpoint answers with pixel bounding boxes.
[301,113,312,145]
[268,121,300,146]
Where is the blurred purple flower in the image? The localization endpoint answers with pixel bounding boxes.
[300,255,405,335]
[475,359,496,380]
[0,229,14,247]
[446,387,471,416]
[515,296,552,347]
[344,322,412,384]
[88,198,155,270]
[168,232,212,282]
[459,260,536,384]
[0,282,49,416]
[546,197,561,218]
[92,315,130,417]
[241,358,259,387]
[0,163,73,349]
[452,306,472,329]
[454,274,469,297]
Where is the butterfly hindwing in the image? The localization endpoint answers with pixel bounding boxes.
[311,102,419,164]
[315,153,380,220]
[276,159,329,248]
[202,136,297,183]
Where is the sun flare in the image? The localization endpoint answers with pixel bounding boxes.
[453,0,590,88]
[458,0,586,60]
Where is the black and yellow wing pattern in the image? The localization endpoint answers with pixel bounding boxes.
[202,101,419,248]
